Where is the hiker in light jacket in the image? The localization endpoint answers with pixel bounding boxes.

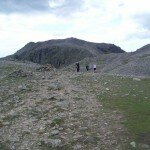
[93,64,96,73]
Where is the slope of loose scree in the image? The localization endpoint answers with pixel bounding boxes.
[0,60,149,150]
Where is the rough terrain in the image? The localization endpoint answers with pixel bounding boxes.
[0,60,149,150]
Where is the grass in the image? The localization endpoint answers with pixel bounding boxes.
[73,74,150,143]
[122,59,129,64]
[0,66,17,76]
[39,142,72,150]
[0,75,31,113]
[97,60,104,65]
[2,113,20,125]
[0,141,9,150]
[97,75,150,141]
[0,76,26,85]
[50,118,64,127]
[140,54,150,59]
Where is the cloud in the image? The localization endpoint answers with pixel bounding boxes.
[0,0,49,14]
[0,0,84,17]
[133,13,150,30]
[48,0,84,16]
[119,0,150,28]
[0,0,150,58]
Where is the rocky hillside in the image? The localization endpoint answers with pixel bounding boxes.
[0,60,127,150]
[0,60,149,150]
[72,44,150,76]
[5,38,124,68]
[100,44,150,76]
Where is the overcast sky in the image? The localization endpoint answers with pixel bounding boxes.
[0,0,150,57]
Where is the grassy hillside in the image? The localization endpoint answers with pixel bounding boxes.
[98,76,150,137]
[74,73,150,148]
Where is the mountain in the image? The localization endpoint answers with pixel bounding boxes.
[136,44,150,53]
[6,37,125,68]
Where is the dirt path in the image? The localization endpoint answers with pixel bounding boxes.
[57,72,129,150]
[0,68,129,150]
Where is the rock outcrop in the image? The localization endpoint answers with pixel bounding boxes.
[6,37,125,68]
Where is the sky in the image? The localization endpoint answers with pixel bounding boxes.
[0,0,150,57]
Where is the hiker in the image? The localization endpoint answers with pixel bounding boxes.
[76,62,80,72]
[93,64,96,73]
[86,64,89,71]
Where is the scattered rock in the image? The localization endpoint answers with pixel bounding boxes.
[58,113,66,118]
[18,84,28,91]
[133,78,141,81]
[42,76,45,79]
[36,64,54,71]
[73,144,83,150]
[30,80,37,83]
[1,60,138,150]
[9,69,32,77]
[138,143,150,149]
[3,122,10,126]
[51,130,59,136]
[48,82,62,90]
[106,88,109,91]
[46,139,62,148]
[73,135,84,142]
[9,110,17,116]
[130,141,136,148]
[58,127,64,131]
[93,147,101,150]
[84,136,95,143]
[39,126,46,133]
[47,96,56,101]
[79,127,88,131]
[56,101,70,109]
[13,95,20,102]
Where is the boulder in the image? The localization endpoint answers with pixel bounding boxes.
[48,82,62,90]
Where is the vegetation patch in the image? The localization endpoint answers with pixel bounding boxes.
[0,141,10,150]
[0,76,26,86]
[39,141,72,150]
[27,107,49,119]
[98,60,104,65]
[73,97,83,101]
[122,59,129,64]
[97,76,150,142]
[0,66,16,77]
[50,118,64,127]
[140,54,150,59]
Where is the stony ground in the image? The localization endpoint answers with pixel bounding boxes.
[0,60,148,150]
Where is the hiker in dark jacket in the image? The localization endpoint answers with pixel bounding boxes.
[76,62,80,72]
[86,64,89,71]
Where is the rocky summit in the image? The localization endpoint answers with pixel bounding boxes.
[5,37,124,68]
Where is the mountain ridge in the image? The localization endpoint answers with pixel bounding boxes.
[5,37,125,68]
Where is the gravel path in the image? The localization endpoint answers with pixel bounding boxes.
[0,61,129,150]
